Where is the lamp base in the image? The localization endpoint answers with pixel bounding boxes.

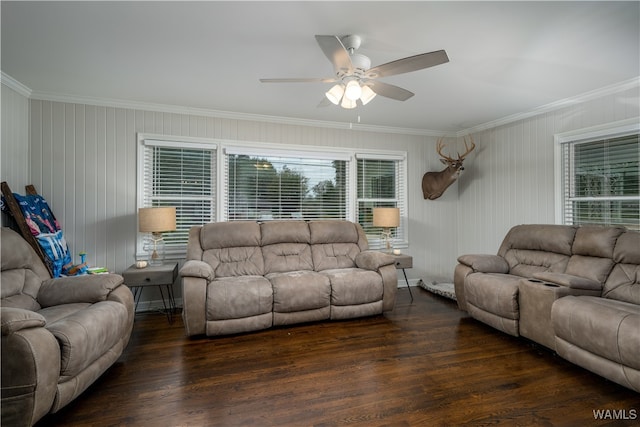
[144,233,165,266]
[381,228,394,254]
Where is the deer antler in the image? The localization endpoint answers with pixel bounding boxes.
[457,135,476,160]
[436,138,456,162]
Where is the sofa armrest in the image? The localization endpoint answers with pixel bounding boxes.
[180,260,214,281]
[1,307,46,335]
[533,272,602,291]
[356,251,395,271]
[457,254,509,273]
[37,273,124,307]
[1,307,60,426]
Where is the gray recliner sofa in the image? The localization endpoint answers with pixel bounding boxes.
[1,227,135,426]
[454,224,639,392]
[180,220,397,337]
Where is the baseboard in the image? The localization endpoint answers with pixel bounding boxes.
[397,278,421,288]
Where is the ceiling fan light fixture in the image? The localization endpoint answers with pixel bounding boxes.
[359,85,377,105]
[341,96,357,109]
[344,79,362,101]
[325,84,345,105]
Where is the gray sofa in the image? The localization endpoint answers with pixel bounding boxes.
[1,227,135,426]
[454,224,639,392]
[180,220,397,337]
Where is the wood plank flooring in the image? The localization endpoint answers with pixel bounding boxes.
[37,288,638,426]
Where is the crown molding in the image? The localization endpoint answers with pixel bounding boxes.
[27,89,443,137]
[5,71,637,139]
[1,72,32,97]
[457,76,640,137]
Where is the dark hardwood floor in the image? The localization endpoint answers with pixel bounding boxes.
[37,288,638,427]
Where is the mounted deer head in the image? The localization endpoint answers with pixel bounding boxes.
[422,136,475,200]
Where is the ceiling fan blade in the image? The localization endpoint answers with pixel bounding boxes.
[366,50,449,79]
[260,77,337,83]
[315,35,353,75]
[368,81,414,101]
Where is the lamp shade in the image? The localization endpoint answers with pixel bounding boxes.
[139,207,176,233]
[341,96,357,109]
[344,80,362,101]
[372,207,400,228]
[325,84,345,105]
[360,85,377,105]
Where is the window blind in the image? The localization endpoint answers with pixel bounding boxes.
[142,144,216,250]
[561,133,639,230]
[225,153,349,221]
[357,157,407,247]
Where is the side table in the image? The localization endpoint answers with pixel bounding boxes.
[391,254,413,302]
[122,262,178,323]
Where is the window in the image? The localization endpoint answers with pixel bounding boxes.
[138,134,408,256]
[138,137,216,255]
[224,148,349,221]
[556,120,639,231]
[356,154,407,248]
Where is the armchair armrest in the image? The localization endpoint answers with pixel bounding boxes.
[533,272,602,291]
[37,273,124,307]
[356,251,395,271]
[1,307,46,335]
[180,260,214,281]
[457,254,509,274]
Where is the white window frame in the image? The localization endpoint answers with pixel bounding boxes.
[136,133,219,258]
[554,118,640,227]
[137,134,409,257]
[355,152,409,250]
[221,142,353,222]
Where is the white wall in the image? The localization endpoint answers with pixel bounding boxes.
[26,101,458,286]
[1,83,30,206]
[3,81,638,307]
[456,85,640,257]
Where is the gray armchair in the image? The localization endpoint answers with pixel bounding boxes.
[1,227,134,426]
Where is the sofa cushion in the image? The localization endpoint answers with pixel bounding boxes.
[207,276,272,320]
[503,249,570,278]
[312,244,360,271]
[38,303,90,324]
[267,271,330,313]
[572,226,624,258]
[565,255,614,284]
[497,224,576,256]
[603,263,640,305]
[261,221,310,245]
[200,221,261,249]
[322,268,383,306]
[613,231,640,264]
[1,269,43,311]
[40,301,130,379]
[309,220,360,245]
[552,296,640,371]
[308,220,363,271]
[263,243,313,274]
[203,247,264,277]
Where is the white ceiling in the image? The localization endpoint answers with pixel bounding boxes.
[2,1,639,134]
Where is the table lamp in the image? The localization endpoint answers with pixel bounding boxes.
[139,207,176,266]
[373,207,400,253]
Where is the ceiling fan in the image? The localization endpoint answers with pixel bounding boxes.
[260,35,449,109]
